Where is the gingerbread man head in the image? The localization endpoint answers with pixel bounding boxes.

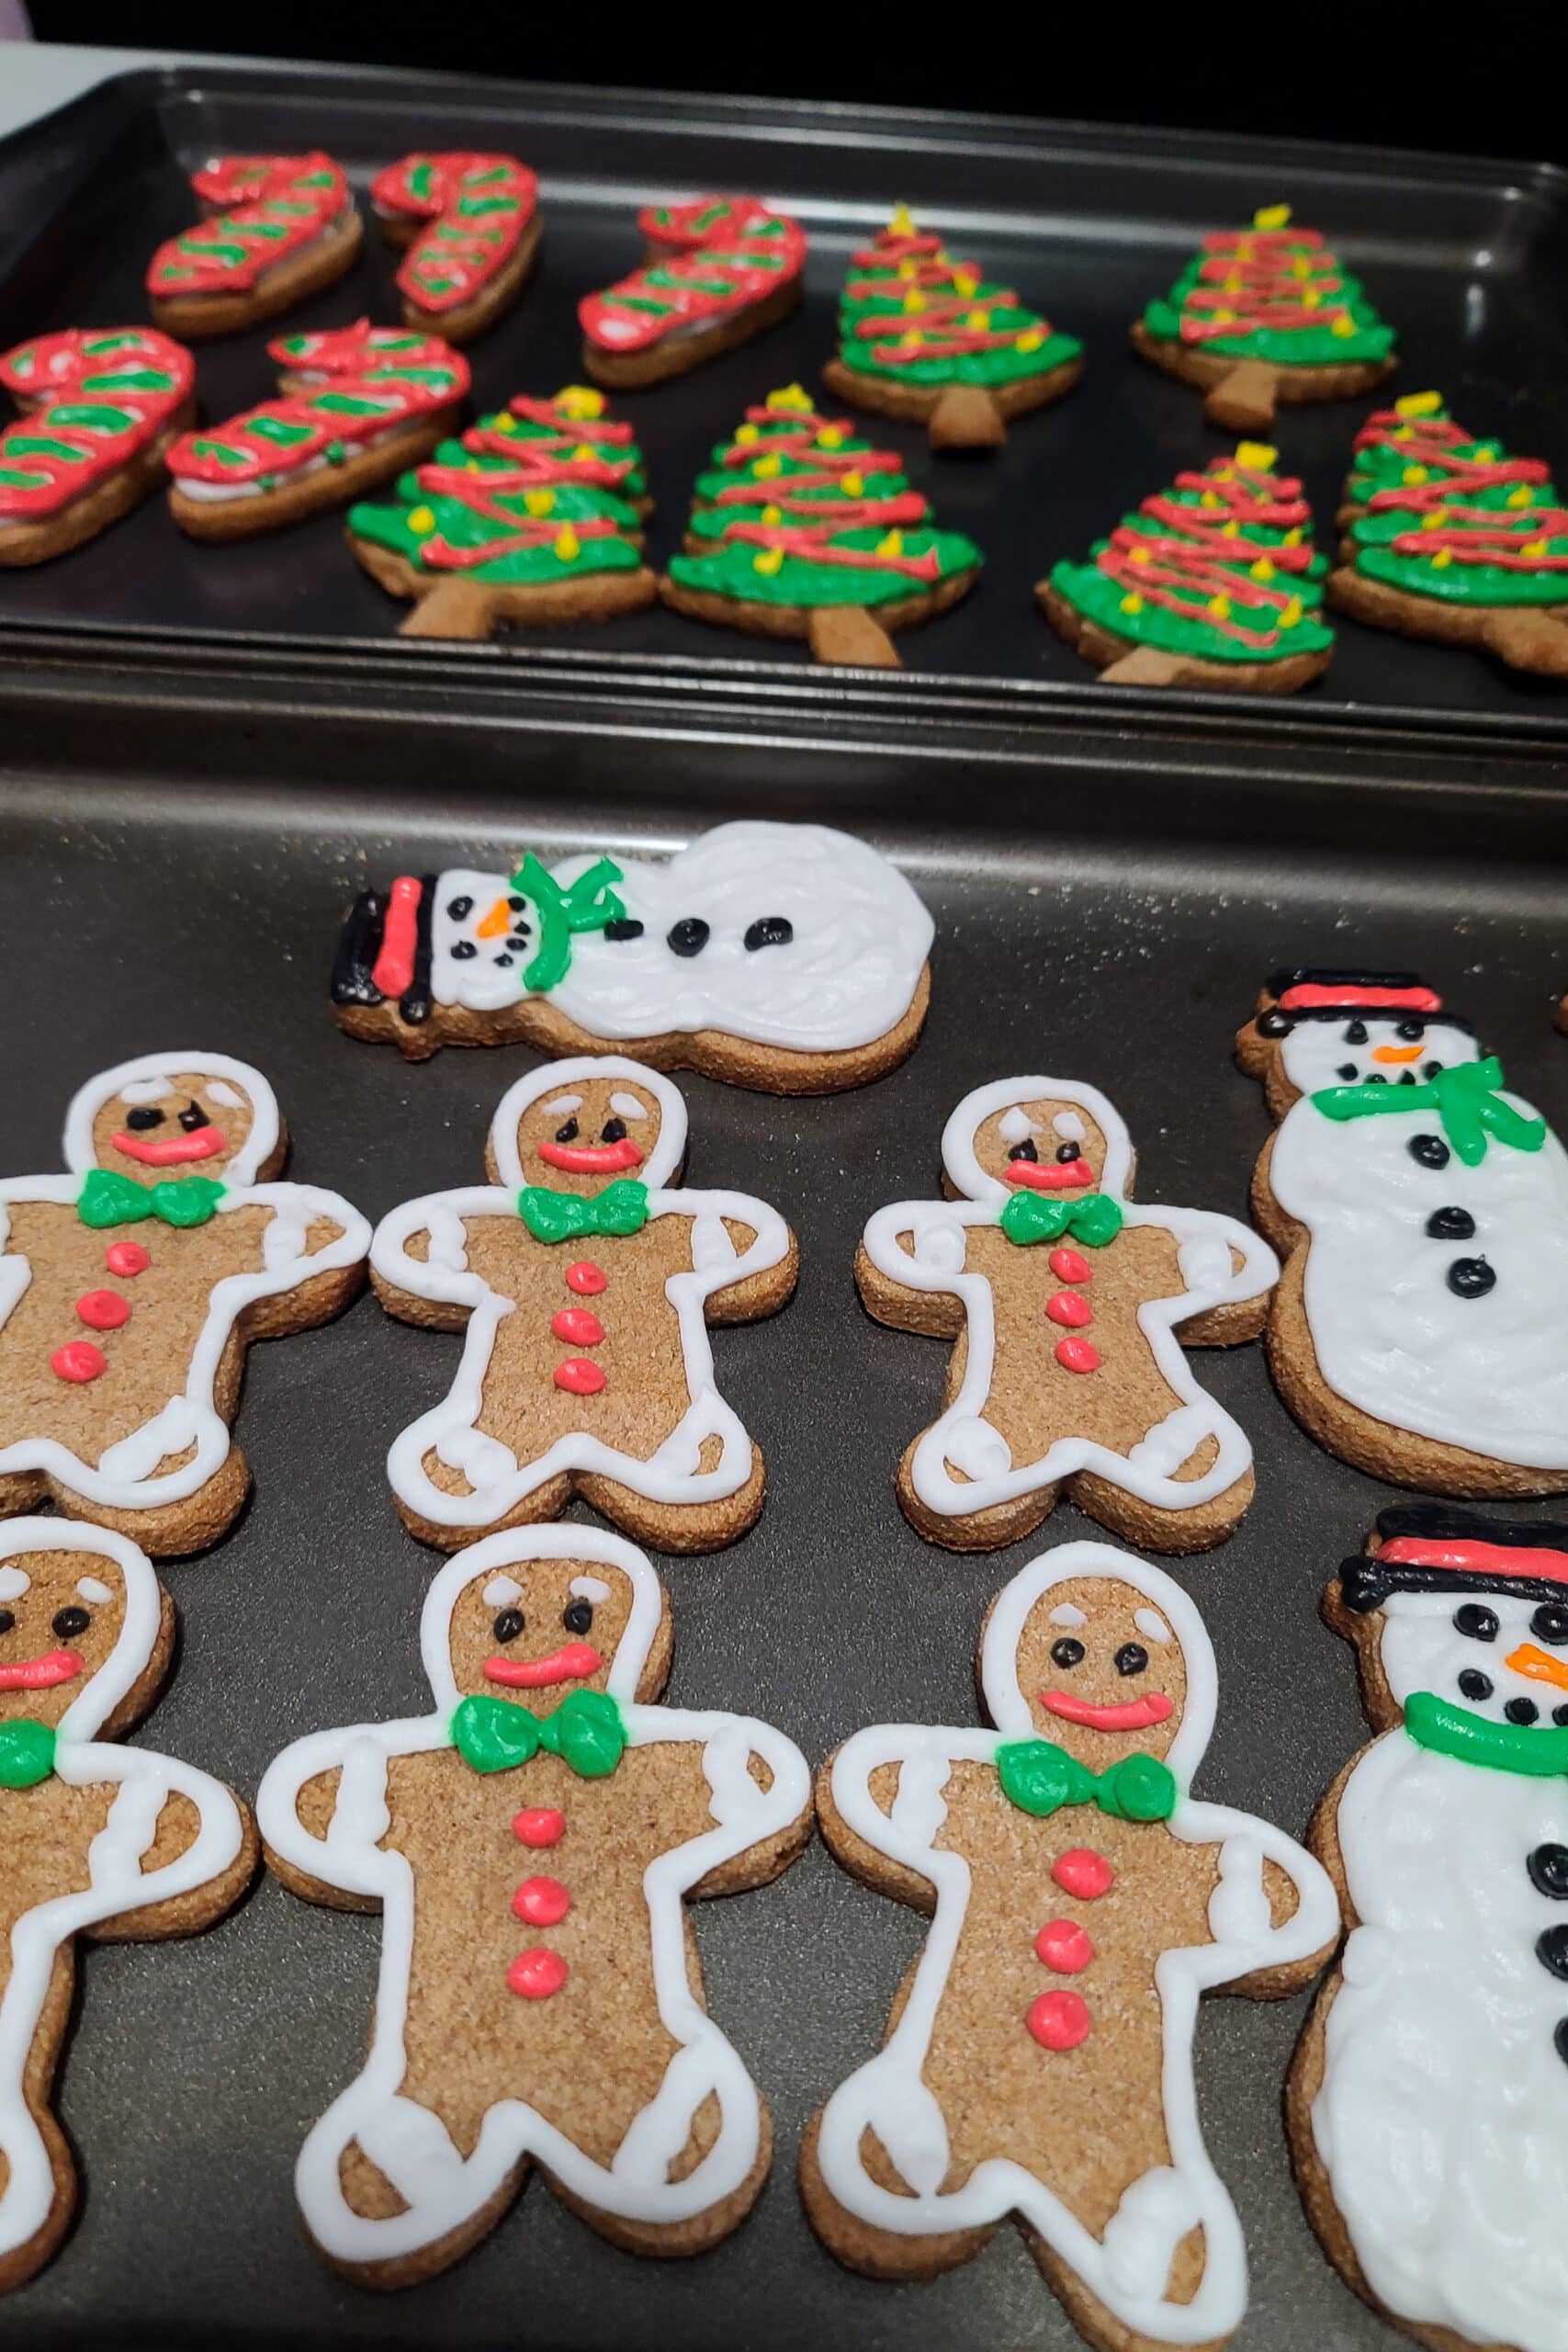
[941,1077,1133,1205]
[0,1521,167,1754]
[980,1542,1214,1783]
[64,1052,282,1188]
[485,1057,688,1200]
[1237,968,1481,1115]
[422,1526,673,1720]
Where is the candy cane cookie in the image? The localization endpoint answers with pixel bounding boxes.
[581,197,807,387]
[371,153,540,344]
[146,152,361,340]
[0,328,194,567]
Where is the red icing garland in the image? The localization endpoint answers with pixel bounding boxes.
[580,197,807,356]
[1090,455,1313,650]
[1179,227,1349,346]
[0,327,194,523]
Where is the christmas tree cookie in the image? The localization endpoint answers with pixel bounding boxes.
[1040,443,1334,692]
[1134,205,1396,431]
[823,203,1082,449]
[1329,390,1568,676]
[347,383,657,641]
[660,384,982,667]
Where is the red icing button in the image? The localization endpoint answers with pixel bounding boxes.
[554,1358,606,1396]
[513,1807,565,1848]
[507,1947,569,1999]
[551,1306,604,1347]
[1048,1248,1091,1284]
[75,1289,131,1331]
[104,1241,151,1277]
[1053,1848,1115,1901]
[1046,1291,1093,1329]
[1055,1337,1102,1374]
[566,1261,607,1296]
[51,1340,107,1384]
[1027,1990,1091,2051]
[513,1874,571,1927]
[1034,1918,1095,1973]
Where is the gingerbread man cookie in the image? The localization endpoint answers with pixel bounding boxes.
[1292,1506,1568,2352]
[371,1057,795,1551]
[0,1052,370,1553]
[858,1075,1279,1554]
[0,1519,256,2291]
[258,1525,811,2286]
[802,1541,1337,2352]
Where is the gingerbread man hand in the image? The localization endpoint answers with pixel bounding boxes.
[370,1057,796,1553]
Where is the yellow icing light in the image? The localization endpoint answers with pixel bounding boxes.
[886,202,918,239]
[1508,485,1533,508]
[875,530,905,558]
[1330,311,1357,337]
[553,525,581,560]
[1475,443,1500,461]
[761,503,783,526]
[752,545,784,575]
[1235,441,1278,471]
[953,271,978,298]
[1280,596,1303,627]
[407,505,435,534]
[964,310,991,332]
[1393,426,1413,443]
[1431,548,1453,568]
[1222,521,1241,537]
[1207,594,1233,618]
[1249,556,1276,582]
[1130,545,1151,565]
[524,490,556,517]
[1200,492,1223,509]
[1402,465,1428,486]
[1120,593,1145,615]
[840,469,865,496]
[465,459,481,474]
[1222,274,1242,293]
[1523,537,1550,559]
[494,413,518,435]
[1211,308,1236,325]
[570,443,598,462]
[1283,527,1303,547]
[902,288,927,313]
[900,332,923,349]
[766,384,812,413]
[1253,204,1292,230]
[735,424,760,445]
[896,260,917,280]
[554,384,604,419]
[1015,329,1043,352]
[751,454,783,478]
[1290,256,1312,279]
[1420,509,1449,530]
[1301,289,1321,311]
[818,428,845,448]
[1395,390,1443,418]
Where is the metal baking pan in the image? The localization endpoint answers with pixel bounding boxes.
[2,62,1568,749]
[4,656,1568,2348]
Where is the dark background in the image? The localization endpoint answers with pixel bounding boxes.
[22,3,1568,170]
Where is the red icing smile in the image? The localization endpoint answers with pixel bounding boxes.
[484,1642,603,1690]
[536,1138,645,1174]
[1005,1159,1096,1193]
[0,1649,83,1691]
[112,1126,226,1166]
[1040,1689,1174,1732]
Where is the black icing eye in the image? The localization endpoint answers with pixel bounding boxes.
[1427,1206,1475,1240]
[744,916,794,952]
[1454,1603,1498,1642]
[1532,1605,1568,1646]
[604,918,644,942]
[554,1118,580,1144]
[1448,1257,1496,1299]
[1409,1134,1450,1170]
[1424,1060,1444,1079]
[52,1607,90,1639]
[178,1100,208,1132]
[1055,1142,1082,1165]
[601,1118,626,1144]
[125,1105,164,1129]
[1007,1138,1039,1163]
[1397,1018,1425,1042]
[0,1609,13,1634]
[451,941,478,961]
[1114,1643,1149,1678]
[446,895,473,921]
[492,1609,525,1644]
[1344,1019,1369,1045]
[667,918,710,958]
[1050,1637,1084,1668]
[506,895,525,913]
[1506,1697,1540,1725]
[562,1599,593,1635]
[1458,1668,1494,1701]
[1337,1062,1359,1080]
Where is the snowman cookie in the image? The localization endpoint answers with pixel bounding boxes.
[1292,1505,1568,2352]
[0,1052,370,1554]
[332,820,934,1090]
[258,1525,811,2286]
[0,1520,255,2291]
[1239,967,1568,1495]
[858,1075,1279,1555]
[371,1057,795,1552]
[802,1541,1337,2352]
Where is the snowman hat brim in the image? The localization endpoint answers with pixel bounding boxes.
[1339,1504,1568,1614]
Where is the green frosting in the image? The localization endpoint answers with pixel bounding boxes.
[837,266,1081,389]
[450,1687,626,1779]
[0,1718,56,1790]
[349,488,644,585]
[1311,1055,1543,1166]
[1350,503,1568,607]
[1049,554,1333,663]
[1405,1690,1568,1778]
[998,1188,1123,1247]
[77,1170,226,1228]
[669,525,980,610]
[1144,248,1394,368]
[996,1736,1177,1822]
[515,1177,649,1242]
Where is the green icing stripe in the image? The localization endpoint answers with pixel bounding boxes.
[669,526,980,610]
[1049,555,1333,662]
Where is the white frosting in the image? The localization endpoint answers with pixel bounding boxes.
[0,1521,247,2267]
[540,1094,581,1115]
[423,823,933,1054]
[1277,1012,1481,1098]
[0,1567,28,1600]
[0,1053,369,1513]
[815,1542,1338,2343]
[609,1093,648,1121]
[570,1575,611,1602]
[1135,1608,1172,1645]
[372,1058,790,1531]
[1048,1601,1087,1627]
[74,1576,114,1605]
[863,1077,1279,1521]
[1269,1073,1568,1468]
[255,1526,809,2262]
[479,1575,522,1608]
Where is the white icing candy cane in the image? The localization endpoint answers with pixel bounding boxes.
[0,1051,369,1513]
[256,1525,810,2264]
[0,1521,247,2268]
[814,1542,1338,2344]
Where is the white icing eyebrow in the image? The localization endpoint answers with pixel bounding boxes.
[570,1575,611,1602]
[539,1094,581,1116]
[118,1077,171,1105]
[609,1093,649,1120]
[1053,1112,1087,1141]
[1049,1600,1087,1627]
[0,1566,29,1600]
[1134,1608,1172,1645]
[998,1107,1039,1144]
[206,1080,243,1109]
[481,1575,523,1607]
[75,1576,114,1605]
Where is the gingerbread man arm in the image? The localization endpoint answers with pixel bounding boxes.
[822,1724,997,1915]
[857,1202,970,1337]
[258,1719,446,1914]
[1134,1203,1280,1345]
[1171,1797,1340,1997]
[0,1180,80,1333]
[234,1182,370,1336]
[56,1746,254,1941]
[368,1186,510,1330]
[627,1706,812,1900]
[666,1192,796,1327]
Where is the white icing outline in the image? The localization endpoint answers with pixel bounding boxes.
[373,1059,790,1530]
[256,1525,810,2264]
[0,1520,246,2266]
[0,1053,370,1514]
[862,1077,1279,1519]
[815,1541,1338,2344]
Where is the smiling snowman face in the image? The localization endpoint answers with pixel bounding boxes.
[1277,1012,1482,1098]
[430,868,536,1012]
[1379,1588,1568,1728]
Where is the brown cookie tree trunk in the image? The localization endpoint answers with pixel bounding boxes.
[808,607,902,668]
[400,578,501,640]
[1204,360,1281,431]
[929,385,1006,450]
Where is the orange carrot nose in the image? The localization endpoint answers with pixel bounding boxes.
[1371,1043,1423,1063]
[476,899,512,940]
[1506,1642,1568,1692]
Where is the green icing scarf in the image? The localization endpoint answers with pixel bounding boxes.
[1405,1689,1568,1777]
[0,1719,57,1789]
[1311,1055,1545,1168]
[998,1188,1123,1248]
[516,1178,649,1243]
[512,854,626,992]
[451,1687,626,1779]
[77,1169,227,1228]
[996,1736,1177,1821]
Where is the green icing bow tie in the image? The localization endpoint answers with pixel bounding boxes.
[451,1687,626,1779]
[516,1178,649,1244]
[997,1736,1177,1822]
[0,1719,57,1790]
[1405,1689,1568,1777]
[998,1188,1123,1248]
[1311,1055,1544,1168]
[77,1168,227,1229]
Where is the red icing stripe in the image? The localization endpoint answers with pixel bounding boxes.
[580,197,807,357]
[1277,983,1441,1012]
[1379,1536,1568,1582]
[371,876,422,998]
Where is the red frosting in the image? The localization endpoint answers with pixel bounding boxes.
[506,1947,569,1999]
[551,1306,605,1347]
[513,1806,565,1848]
[554,1358,607,1396]
[1033,1918,1095,1973]
[1045,1291,1093,1329]
[1054,1336,1102,1374]
[104,1241,151,1276]
[580,196,807,356]
[1052,1848,1115,1901]
[370,153,538,316]
[512,1875,571,1927]
[1026,1989,1091,2051]
[565,1261,607,1295]
[51,1341,107,1384]
[75,1290,131,1331]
